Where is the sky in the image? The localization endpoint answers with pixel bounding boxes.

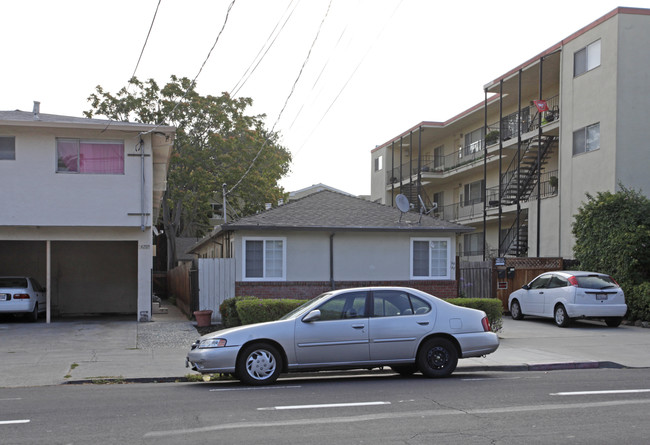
[2,0,646,197]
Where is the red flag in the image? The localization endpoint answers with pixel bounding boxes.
[534,100,549,113]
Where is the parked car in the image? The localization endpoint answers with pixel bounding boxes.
[0,277,46,322]
[186,287,499,385]
[508,271,627,328]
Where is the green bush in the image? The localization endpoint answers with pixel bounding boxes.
[627,282,650,322]
[236,299,309,325]
[219,296,257,328]
[447,298,503,332]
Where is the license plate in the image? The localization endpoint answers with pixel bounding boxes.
[596,294,608,301]
[0,293,8,301]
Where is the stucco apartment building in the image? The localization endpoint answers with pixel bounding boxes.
[0,104,175,322]
[370,7,650,261]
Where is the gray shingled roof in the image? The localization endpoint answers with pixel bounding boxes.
[224,190,472,233]
[0,109,174,133]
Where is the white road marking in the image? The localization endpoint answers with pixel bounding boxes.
[0,420,30,425]
[0,398,22,401]
[144,399,650,438]
[551,389,650,396]
[209,385,301,392]
[258,401,391,411]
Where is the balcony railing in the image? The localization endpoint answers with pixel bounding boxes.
[485,169,558,207]
[486,95,560,142]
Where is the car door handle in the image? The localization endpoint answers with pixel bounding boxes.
[351,324,365,329]
[417,321,429,326]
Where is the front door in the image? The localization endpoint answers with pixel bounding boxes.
[294,291,369,365]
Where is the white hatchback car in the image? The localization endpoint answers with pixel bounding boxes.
[0,277,46,322]
[508,271,627,327]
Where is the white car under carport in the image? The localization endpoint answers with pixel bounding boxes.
[0,276,46,322]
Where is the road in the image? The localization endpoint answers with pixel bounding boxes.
[2,368,650,444]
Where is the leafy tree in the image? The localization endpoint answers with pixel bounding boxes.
[572,185,650,289]
[85,76,291,268]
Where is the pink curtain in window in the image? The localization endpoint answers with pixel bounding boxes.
[79,142,124,174]
[57,140,79,172]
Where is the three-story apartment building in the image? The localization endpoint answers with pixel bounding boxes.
[371,7,650,260]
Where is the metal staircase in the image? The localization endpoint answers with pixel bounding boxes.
[399,182,435,213]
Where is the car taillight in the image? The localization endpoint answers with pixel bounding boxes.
[568,276,579,287]
[481,316,491,332]
[13,294,30,299]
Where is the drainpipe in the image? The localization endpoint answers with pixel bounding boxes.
[329,233,335,290]
[139,136,145,232]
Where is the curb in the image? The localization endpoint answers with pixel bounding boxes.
[60,361,631,385]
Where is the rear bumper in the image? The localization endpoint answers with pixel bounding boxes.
[457,332,500,358]
[566,303,627,318]
[0,301,35,314]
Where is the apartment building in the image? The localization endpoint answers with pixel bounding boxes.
[370,7,650,261]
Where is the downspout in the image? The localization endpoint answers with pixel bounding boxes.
[482,89,488,260]
[417,126,422,205]
[409,131,413,202]
[537,57,544,257]
[329,233,335,290]
[139,136,145,232]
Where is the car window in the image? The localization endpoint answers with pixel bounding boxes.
[372,290,431,317]
[547,275,569,289]
[317,291,367,321]
[29,278,44,292]
[0,277,28,288]
[575,275,619,289]
[529,275,552,289]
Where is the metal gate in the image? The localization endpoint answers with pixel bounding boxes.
[458,261,492,299]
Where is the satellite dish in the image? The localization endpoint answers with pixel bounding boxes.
[396,194,410,222]
[396,194,410,213]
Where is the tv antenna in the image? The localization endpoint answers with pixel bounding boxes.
[418,195,438,223]
[396,194,411,222]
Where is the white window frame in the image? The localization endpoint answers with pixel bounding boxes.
[410,237,451,280]
[572,122,600,156]
[574,39,601,77]
[242,237,286,281]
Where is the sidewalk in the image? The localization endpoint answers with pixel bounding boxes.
[0,304,648,388]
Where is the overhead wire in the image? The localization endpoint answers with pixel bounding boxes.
[230,0,299,98]
[226,0,333,197]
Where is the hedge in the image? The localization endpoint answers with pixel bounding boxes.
[627,282,650,322]
[218,296,257,328]
[447,298,503,332]
[236,298,309,325]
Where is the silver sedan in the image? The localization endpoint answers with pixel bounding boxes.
[186,287,499,385]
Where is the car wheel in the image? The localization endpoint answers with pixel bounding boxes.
[554,305,571,327]
[605,317,622,328]
[236,343,282,386]
[510,300,524,320]
[417,338,458,378]
[28,303,38,323]
[391,364,418,377]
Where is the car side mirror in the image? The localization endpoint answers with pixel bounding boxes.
[522,284,530,290]
[302,310,321,323]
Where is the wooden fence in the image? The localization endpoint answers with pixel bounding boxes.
[459,261,492,299]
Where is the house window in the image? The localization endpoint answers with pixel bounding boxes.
[243,237,286,281]
[0,136,15,160]
[463,232,484,257]
[411,237,451,279]
[463,128,484,156]
[574,40,601,77]
[573,123,600,156]
[433,145,444,170]
[56,138,124,174]
[374,155,383,172]
[463,180,485,206]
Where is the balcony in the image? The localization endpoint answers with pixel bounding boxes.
[486,95,560,142]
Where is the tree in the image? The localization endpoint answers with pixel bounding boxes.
[572,185,650,290]
[85,76,291,269]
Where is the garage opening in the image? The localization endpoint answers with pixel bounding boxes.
[0,240,138,318]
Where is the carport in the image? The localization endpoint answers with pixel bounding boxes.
[0,240,138,322]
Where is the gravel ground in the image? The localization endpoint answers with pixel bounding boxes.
[136,321,201,349]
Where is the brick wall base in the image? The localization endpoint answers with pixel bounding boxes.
[235,280,458,300]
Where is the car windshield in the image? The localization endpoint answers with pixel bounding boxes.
[0,278,28,288]
[279,292,334,320]
[575,275,618,289]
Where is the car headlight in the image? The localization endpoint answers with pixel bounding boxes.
[198,338,227,349]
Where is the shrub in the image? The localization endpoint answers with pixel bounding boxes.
[447,298,503,332]
[236,298,309,325]
[219,296,257,328]
[627,282,650,322]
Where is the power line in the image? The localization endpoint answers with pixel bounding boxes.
[140,0,237,136]
[230,0,299,98]
[226,0,333,197]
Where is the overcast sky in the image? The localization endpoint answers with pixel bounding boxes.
[3,0,645,196]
